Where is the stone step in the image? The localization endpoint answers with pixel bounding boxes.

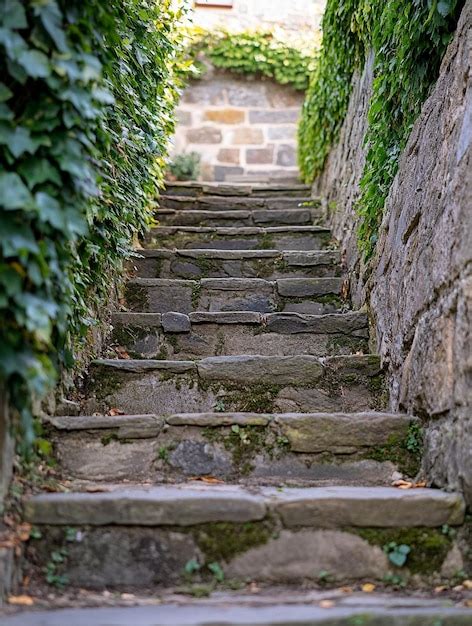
[164,181,312,197]
[24,484,465,589]
[131,249,341,280]
[156,208,321,227]
[110,311,369,359]
[145,225,332,251]
[124,277,345,315]
[48,411,418,484]
[83,354,385,415]
[6,597,472,625]
[160,195,315,211]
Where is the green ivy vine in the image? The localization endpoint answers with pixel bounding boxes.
[298,0,464,257]
[0,0,187,448]
[189,29,318,91]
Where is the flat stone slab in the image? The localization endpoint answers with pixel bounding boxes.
[166,412,271,426]
[267,486,465,527]
[92,359,196,373]
[5,602,472,626]
[24,484,267,526]
[188,311,262,324]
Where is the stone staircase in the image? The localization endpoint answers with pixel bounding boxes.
[20,182,470,623]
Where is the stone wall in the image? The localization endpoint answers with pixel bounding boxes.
[172,68,303,182]
[313,5,472,505]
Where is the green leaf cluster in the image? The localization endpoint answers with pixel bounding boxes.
[298,0,464,257]
[0,0,187,448]
[189,29,318,91]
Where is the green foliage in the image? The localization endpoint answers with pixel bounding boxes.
[0,0,186,448]
[168,151,201,181]
[384,541,411,567]
[190,29,318,91]
[298,0,464,257]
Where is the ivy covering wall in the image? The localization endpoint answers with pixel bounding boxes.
[0,0,186,446]
[298,0,464,257]
[189,29,318,91]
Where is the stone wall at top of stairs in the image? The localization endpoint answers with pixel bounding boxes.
[312,3,472,506]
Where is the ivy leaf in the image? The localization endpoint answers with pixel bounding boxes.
[17,49,51,78]
[1,0,27,29]
[437,1,451,17]
[0,82,13,102]
[0,123,38,158]
[37,2,69,53]
[0,103,13,120]
[18,158,62,189]
[35,192,65,229]
[0,172,34,210]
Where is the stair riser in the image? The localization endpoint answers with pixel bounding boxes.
[84,363,385,416]
[111,324,368,359]
[50,417,416,484]
[145,230,332,251]
[157,209,320,227]
[164,184,311,197]
[131,256,340,280]
[124,280,344,315]
[27,522,464,590]
[160,196,315,211]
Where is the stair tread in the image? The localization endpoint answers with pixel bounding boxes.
[24,484,465,527]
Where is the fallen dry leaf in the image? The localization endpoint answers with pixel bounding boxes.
[85,486,110,493]
[340,586,353,594]
[393,479,427,489]
[464,599,472,608]
[434,585,447,593]
[188,476,225,484]
[8,595,34,606]
[361,583,376,593]
[319,600,335,608]
[462,579,472,590]
[17,523,32,542]
[108,407,125,416]
[121,593,136,600]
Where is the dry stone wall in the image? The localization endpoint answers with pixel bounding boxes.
[172,68,303,182]
[313,5,472,505]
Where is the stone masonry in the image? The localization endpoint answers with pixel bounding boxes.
[312,4,472,505]
[172,68,303,182]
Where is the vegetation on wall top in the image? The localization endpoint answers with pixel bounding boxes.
[298,0,464,257]
[189,28,318,91]
[0,0,187,448]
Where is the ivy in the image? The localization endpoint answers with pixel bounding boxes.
[298,0,464,257]
[189,29,318,91]
[0,0,187,449]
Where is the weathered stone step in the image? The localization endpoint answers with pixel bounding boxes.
[110,311,368,359]
[145,225,332,251]
[131,249,340,280]
[160,194,315,211]
[48,411,418,484]
[6,598,472,626]
[164,181,311,197]
[157,208,320,227]
[124,277,345,315]
[24,484,466,589]
[83,354,384,415]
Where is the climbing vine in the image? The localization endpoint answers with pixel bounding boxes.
[298,0,464,257]
[189,29,318,91]
[0,0,187,448]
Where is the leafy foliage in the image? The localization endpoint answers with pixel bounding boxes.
[0,0,186,448]
[189,29,318,91]
[168,151,201,181]
[298,0,464,257]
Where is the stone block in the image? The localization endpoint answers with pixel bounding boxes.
[276,144,297,167]
[231,127,264,144]
[214,166,244,182]
[176,109,192,126]
[217,148,240,164]
[246,147,275,164]
[268,126,297,141]
[249,110,299,124]
[161,312,191,333]
[186,127,222,144]
[204,109,245,124]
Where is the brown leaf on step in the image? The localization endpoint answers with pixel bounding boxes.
[319,600,335,608]
[188,476,225,484]
[361,583,376,593]
[17,523,32,542]
[340,586,353,594]
[434,585,447,593]
[464,600,472,608]
[84,486,110,493]
[108,407,125,416]
[249,582,260,594]
[115,346,130,359]
[8,595,34,606]
[462,579,472,590]
[393,480,427,489]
